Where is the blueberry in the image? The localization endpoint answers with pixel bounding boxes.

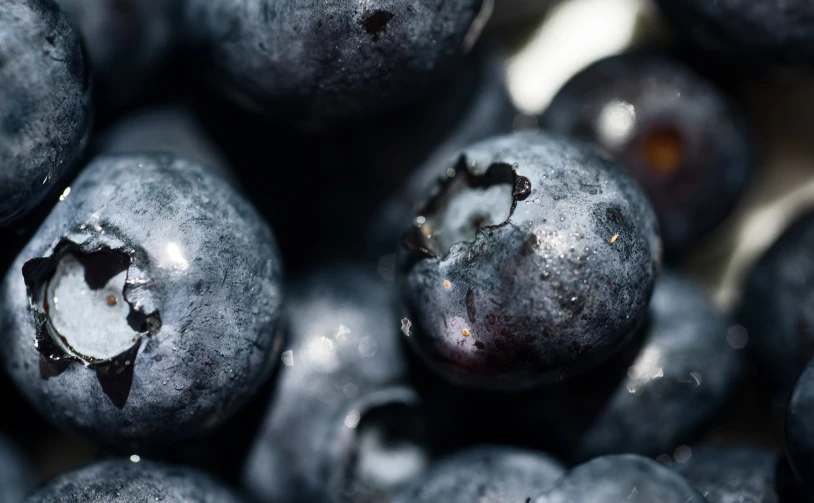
[182,0,491,128]
[95,104,234,183]
[398,132,661,390]
[738,211,814,403]
[0,0,93,227]
[394,445,563,503]
[53,0,177,113]
[24,459,245,502]
[243,266,429,503]
[0,435,35,503]
[654,0,814,66]
[0,154,283,449]
[541,53,754,257]
[535,454,704,503]
[673,445,785,503]
[786,359,814,495]
[537,270,740,461]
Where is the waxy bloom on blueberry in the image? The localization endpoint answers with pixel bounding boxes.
[398,133,661,390]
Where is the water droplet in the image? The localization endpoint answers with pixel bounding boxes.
[400,318,412,336]
[344,410,361,428]
[673,445,692,463]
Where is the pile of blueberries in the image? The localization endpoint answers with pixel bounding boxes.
[3,0,814,501]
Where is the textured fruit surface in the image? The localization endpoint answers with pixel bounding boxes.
[0,154,283,449]
[399,132,661,390]
[0,0,92,227]
[25,459,245,502]
[183,0,488,127]
[542,53,754,256]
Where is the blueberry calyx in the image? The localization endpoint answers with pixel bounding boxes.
[401,155,531,261]
[343,386,429,502]
[358,10,394,42]
[22,233,161,409]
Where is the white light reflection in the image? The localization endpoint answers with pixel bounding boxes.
[303,336,339,372]
[596,100,636,147]
[400,318,412,337]
[164,242,189,271]
[344,410,361,428]
[506,0,644,113]
[336,325,351,342]
[626,347,663,394]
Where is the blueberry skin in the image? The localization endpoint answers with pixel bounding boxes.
[538,270,740,461]
[541,53,754,256]
[0,0,93,227]
[0,154,283,450]
[24,459,245,502]
[54,0,177,113]
[536,454,704,503]
[243,266,428,503]
[738,212,814,402]
[394,445,564,503]
[0,435,35,503]
[673,445,781,503]
[655,0,814,66]
[398,132,661,390]
[786,360,814,495]
[182,0,488,128]
[94,104,234,183]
